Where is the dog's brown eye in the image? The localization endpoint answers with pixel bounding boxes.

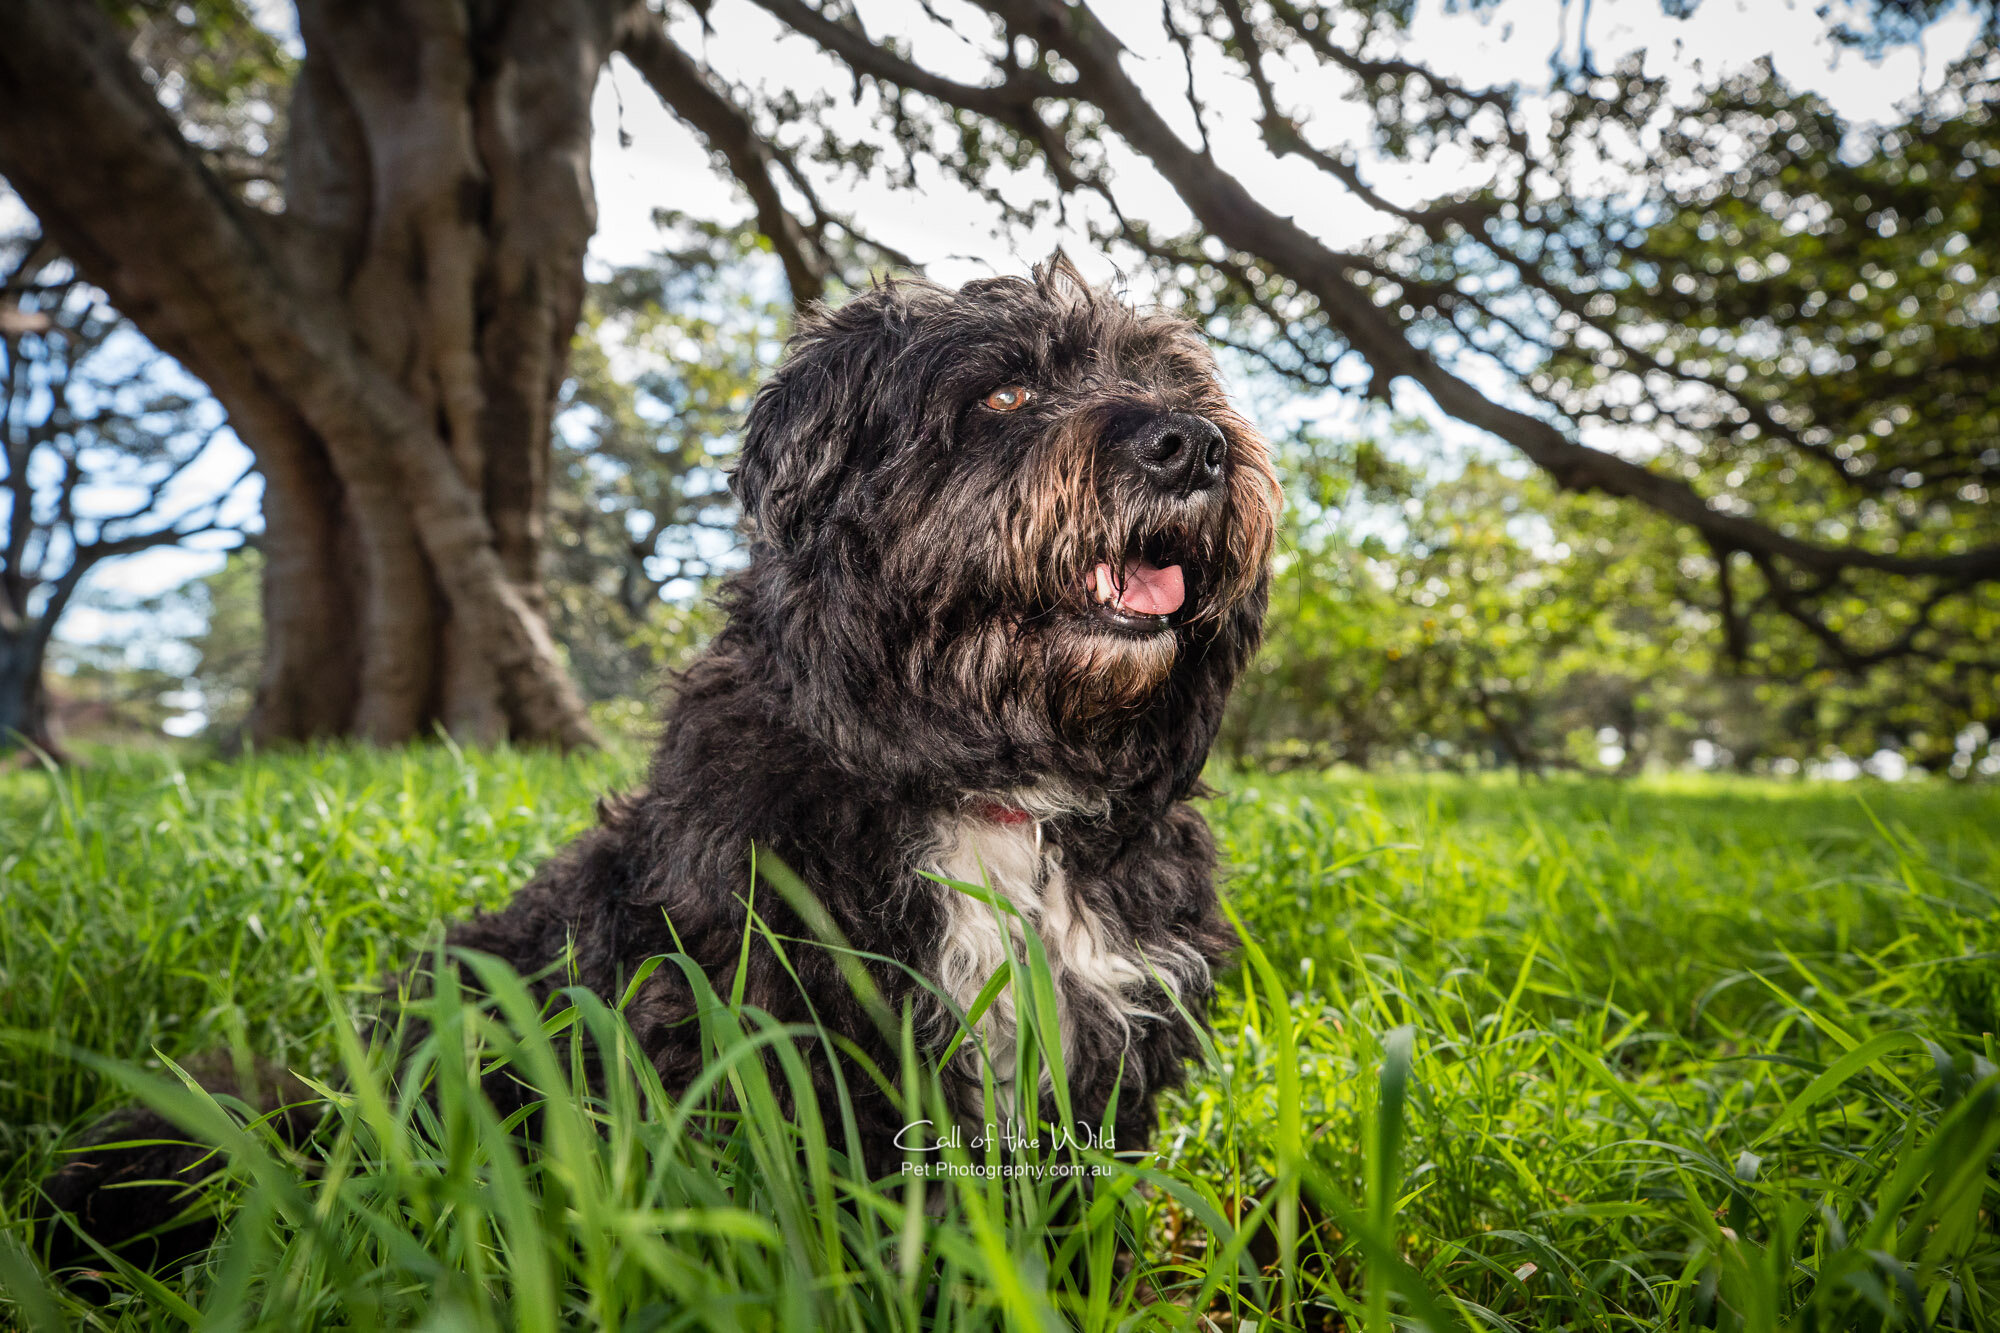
[983,385,1032,412]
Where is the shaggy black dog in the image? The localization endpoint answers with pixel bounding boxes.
[39,258,1278,1269]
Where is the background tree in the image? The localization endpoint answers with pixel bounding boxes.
[1231,412,1996,777]
[1,229,249,755]
[167,247,774,741]
[1221,423,1704,773]
[170,545,267,744]
[548,243,780,703]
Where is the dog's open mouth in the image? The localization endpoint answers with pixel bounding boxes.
[1085,538,1192,633]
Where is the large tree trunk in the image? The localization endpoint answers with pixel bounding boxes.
[271,0,617,744]
[0,0,627,747]
[1,560,91,758]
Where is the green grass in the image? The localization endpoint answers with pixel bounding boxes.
[0,747,1996,1330]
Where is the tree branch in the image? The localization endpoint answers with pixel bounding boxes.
[616,16,830,303]
[751,0,1073,115]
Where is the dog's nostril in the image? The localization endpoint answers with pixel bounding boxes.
[1133,412,1226,493]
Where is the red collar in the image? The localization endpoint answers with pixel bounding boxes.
[973,799,1034,826]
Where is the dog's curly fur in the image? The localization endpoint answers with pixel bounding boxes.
[38,258,1278,1269]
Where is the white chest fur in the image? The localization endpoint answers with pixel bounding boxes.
[922,790,1178,1104]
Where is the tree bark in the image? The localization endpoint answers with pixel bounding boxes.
[0,0,623,747]
[244,399,361,742]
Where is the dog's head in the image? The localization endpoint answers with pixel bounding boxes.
[729,258,1279,794]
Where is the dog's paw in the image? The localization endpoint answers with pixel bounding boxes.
[33,1107,225,1280]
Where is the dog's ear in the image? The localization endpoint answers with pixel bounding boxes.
[733,289,906,545]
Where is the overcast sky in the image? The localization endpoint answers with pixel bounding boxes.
[60,0,1984,652]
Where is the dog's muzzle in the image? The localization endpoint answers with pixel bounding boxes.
[1079,410,1231,634]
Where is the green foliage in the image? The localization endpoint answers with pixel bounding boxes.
[37,645,188,748]
[1228,417,1999,775]
[1,749,1995,1328]
[174,546,264,741]
[1225,424,1700,771]
[1439,37,2000,690]
[1532,44,2000,717]
[547,257,780,702]
[111,0,293,205]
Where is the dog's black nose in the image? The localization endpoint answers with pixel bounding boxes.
[1131,412,1226,495]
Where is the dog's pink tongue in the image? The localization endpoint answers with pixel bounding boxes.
[1118,560,1184,615]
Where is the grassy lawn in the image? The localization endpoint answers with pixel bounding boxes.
[0,748,1996,1330]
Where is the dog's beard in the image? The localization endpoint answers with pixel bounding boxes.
[913,429,1276,731]
[1028,499,1217,722]
[922,610,1180,735]
[1040,621,1183,722]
